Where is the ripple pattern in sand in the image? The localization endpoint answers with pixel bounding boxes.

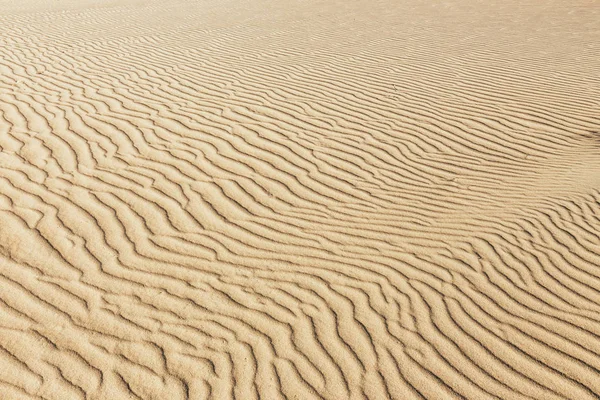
[0,0,600,399]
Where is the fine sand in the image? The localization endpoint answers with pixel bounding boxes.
[1,0,600,399]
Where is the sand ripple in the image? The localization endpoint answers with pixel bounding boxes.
[0,0,599,399]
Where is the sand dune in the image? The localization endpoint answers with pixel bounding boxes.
[1,0,599,398]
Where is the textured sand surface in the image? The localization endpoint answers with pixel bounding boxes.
[1,0,600,399]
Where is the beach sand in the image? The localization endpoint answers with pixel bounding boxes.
[0,0,599,398]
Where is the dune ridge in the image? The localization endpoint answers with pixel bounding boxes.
[1,0,600,399]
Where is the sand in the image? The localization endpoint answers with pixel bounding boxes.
[0,0,599,399]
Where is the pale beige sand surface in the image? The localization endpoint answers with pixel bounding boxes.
[1,0,600,399]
